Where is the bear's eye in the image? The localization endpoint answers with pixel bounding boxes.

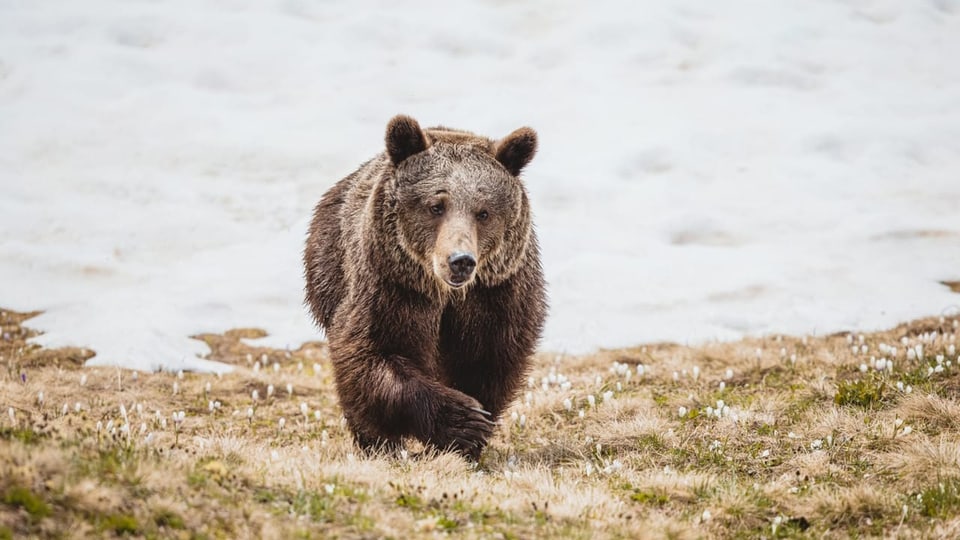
[476,210,489,222]
[429,202,445,216]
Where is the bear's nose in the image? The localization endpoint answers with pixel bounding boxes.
[448,252,477,277]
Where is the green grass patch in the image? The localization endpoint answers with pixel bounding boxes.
[914,477,960,519]
[293,490,337,522]
[0,427,44,445]
[629,489,669,507]
[97,513,139,536]
[436,515,460,530]
[2,486,51,520]
[154,509,185,530]
[835,374,888,409]
[395,491,423,510]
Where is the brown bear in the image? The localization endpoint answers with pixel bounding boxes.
[303,115,547,459]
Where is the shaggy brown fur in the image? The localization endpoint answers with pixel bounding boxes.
[303,115,547,459]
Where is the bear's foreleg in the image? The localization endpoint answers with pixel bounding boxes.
[331,350,496,459]
[440,266,547,421]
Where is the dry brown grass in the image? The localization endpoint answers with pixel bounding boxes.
[3,307,960,539]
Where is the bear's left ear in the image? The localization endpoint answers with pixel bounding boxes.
[385,114,430,166]
[494,127,537,176]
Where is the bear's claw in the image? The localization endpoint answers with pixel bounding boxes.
[470,406,494,417]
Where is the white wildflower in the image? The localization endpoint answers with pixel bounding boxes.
[603,459,623,475]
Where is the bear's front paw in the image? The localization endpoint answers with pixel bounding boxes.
[431,391,497,460]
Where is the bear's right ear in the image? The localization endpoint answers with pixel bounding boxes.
[385,115,430,165]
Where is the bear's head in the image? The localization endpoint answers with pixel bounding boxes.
[384,114,537,291]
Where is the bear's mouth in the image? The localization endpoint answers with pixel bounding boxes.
[445,276,471,289]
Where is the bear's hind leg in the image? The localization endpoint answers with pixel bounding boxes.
[352,431,402,457]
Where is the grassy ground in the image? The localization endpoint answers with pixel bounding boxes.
[3,308,960,539]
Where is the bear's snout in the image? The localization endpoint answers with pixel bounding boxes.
[447,252,477,285]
